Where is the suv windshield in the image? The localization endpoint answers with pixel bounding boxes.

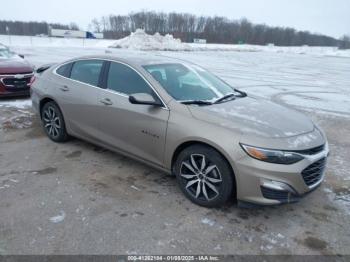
[0,48,15,59]
[143,63,238,102]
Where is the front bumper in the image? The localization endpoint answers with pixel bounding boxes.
[0,81,30,97]
[0,89,30,97]
[234,143,329,206]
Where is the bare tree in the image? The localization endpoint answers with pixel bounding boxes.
[69,22,80,30]
[339,35,350,49]
[91,18,101,33]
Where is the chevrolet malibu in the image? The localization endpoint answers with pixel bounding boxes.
[31,54,329,207]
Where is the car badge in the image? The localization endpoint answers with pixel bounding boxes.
[14,74,25,79]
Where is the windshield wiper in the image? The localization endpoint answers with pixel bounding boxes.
[180,100,213,105]
[214,93,236,104]
[234,89,247,97]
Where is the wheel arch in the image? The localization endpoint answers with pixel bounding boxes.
[39,97,59,118]
[39,97,69,133]
[39,97,70,142]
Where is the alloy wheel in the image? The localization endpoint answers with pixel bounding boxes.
[42,106,61,139]
[180,154,223,201]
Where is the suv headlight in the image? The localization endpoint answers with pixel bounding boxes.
[240,144,304,165]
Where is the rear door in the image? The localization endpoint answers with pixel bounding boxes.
[97,61,170,167]
[53,59,106,140]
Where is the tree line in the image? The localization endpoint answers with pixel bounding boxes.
[0,20,79,36]
[0,12,349,48]
[90,11,349,48]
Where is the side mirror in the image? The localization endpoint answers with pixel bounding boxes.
[18,54,25,59]
[129,93,163,107]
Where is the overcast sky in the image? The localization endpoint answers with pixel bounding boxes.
[0,0,349,38]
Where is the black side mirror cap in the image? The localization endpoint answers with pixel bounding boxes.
[129,95,163,107]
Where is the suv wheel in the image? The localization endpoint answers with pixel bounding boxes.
[174,145,234,207]
[41,102,69,142]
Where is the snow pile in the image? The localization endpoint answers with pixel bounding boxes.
[110,29,192,51]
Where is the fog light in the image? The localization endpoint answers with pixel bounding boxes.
[261,179,296,194]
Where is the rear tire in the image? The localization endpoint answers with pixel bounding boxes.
[41,101,69,143]
[174,145,234,208]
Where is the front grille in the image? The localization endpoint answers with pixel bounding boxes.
[301,157,327,186]
[260,186,299,203]
[294,144,325,155]
[1,76,32,90]
[2,77,31,87]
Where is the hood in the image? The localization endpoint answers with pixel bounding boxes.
[188,96,315,139]
[0,57,34,74]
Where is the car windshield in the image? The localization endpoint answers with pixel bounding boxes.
[0,48,14,59]
[143,63,237,102]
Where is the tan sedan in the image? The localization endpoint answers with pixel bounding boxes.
[31,54,329,207]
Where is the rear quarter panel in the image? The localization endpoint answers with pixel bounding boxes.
[31,69,61,116]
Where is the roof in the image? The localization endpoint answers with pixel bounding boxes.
[75,51,189,68]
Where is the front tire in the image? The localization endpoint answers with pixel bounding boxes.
[174,145,234,208]
[41,101,69,143]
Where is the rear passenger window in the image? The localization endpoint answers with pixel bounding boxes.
[107,62,153,95]
[56,63,72,77]
[70,60,104,87]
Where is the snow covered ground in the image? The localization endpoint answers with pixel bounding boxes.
[160,51,350,118]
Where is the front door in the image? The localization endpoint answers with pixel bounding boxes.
[97,61,169,167]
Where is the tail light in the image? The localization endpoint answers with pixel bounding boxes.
[29,75,36,86]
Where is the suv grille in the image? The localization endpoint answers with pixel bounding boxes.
[1,75,32,90]
[301,157,327,186]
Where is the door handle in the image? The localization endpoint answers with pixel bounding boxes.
[60,85,69,92]
[100,98,113,106]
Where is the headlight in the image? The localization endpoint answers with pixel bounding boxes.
[240,144,304,165]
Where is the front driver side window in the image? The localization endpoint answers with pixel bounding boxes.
[107,62,154,96]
